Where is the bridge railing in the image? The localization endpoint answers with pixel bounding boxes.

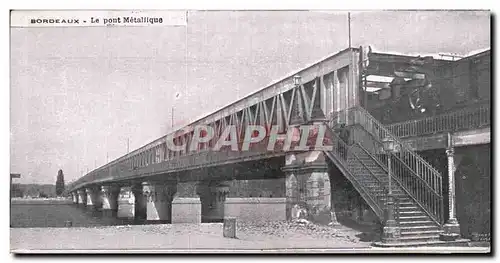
[386,101,490,138]
[69,138,296,191]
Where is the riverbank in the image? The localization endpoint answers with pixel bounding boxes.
[10,222,490,253]
[11,222,369,252]
[11,198,73,205]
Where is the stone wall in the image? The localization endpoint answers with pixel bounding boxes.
[227,178,285,198]
[171,197,202,223]
[175,178,285,198]
[328,161,380,225]
[224,198,286,223]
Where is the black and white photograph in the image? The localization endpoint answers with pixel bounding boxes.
[9,8,491,254]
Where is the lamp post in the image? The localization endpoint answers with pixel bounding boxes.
[381,136,400,243]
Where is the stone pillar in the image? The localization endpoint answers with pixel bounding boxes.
[197,181,230,223]
[132,183,147,222]
[101,185,120,217]
[143,181,177,223]
[77,189,87,207]
[440,147,461,241]
[285,172,299,220]
[171,181,202,224]
[282,151,339,225]
[71,192,78,204]
[85,187,102,211]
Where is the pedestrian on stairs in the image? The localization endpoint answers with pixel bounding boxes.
[337,123,350,160]
[339,124,351,146]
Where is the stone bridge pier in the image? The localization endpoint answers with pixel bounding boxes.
[71,192,79,204]
[85,187,102,211]
[169,178,231,224]
[100,185,121,217]
[283,150,339,225]
[132,183,147,222]
[196,181,230,223]
[142,181,177,223]
[77,189,87,207]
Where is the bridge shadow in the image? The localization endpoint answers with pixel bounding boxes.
[336,214,382,242]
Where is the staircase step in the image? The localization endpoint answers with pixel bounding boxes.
[398,206,420,210]
[399,210,426,215]
[401,228,443,235]
[400,230,443,236]
[372,239,471,248]
[399,202,417,207]
[398,233,442,242]
[381,197,412,202]
[400,226,440,233]
[400,220,435,226]
[398,215,430,221]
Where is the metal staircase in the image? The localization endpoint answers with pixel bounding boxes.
[324,106,445,245]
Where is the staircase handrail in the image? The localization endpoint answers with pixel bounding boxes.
[355,141,444,225]
[332,106,443,182]
[353,126,443,197]
[323,132,387,219]
[329,106,444,224]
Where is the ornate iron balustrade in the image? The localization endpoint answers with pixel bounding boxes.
[386,101,490,138]
[329,106,444,225]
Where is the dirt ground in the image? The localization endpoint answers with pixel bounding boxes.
[10,222,370,252]
[10,221,490,253]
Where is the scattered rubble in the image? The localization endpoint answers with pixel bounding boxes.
[236,220,361,243]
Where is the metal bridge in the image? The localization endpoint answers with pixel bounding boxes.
[67,46,490,246]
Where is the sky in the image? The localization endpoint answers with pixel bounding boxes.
[10,10,490,184]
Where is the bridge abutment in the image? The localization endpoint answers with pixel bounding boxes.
[101,185,120,217]
[143,181,177,223]
[283,151,339,225]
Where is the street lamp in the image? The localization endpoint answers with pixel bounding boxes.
[381,136,400,243]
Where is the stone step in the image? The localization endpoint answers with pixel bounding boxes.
[398,215,430,221]
[398,206,420,210]
[399,210,426,215]
[372,239,471,248]
[400,220,436,226]
[400,229,443,236]
[397,233,442,243]
[400,226,441,233]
